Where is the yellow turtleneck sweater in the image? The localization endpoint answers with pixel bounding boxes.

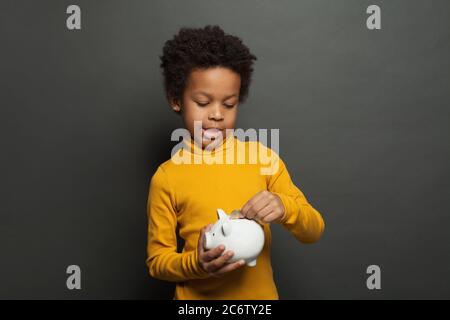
[146,134,325,299]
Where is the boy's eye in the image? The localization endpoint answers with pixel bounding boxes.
[224,104,235,108]
[195,101,209,107]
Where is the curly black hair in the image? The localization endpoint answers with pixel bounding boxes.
[159,25,257,104]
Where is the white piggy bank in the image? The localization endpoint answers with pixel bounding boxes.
[204,208,265,267]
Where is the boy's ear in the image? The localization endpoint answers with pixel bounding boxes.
[168,96,181,113]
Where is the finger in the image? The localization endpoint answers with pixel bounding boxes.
[241,191,265,216]
[206,250,234,272]
[255,204,274,222]
[249,197,272,218]
[261,211,280,223]
[213,259,246,276]
[246,195,271,219]
[203,244,225,262]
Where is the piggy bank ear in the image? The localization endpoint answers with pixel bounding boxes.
[217,208,229,221]
[222,222,232,237]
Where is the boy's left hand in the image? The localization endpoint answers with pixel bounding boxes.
[238,190,285,224]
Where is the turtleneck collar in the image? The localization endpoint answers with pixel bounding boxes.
[182,133,236,155]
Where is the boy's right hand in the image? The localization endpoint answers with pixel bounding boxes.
[197,224,246,277]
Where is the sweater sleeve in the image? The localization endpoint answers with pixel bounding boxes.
[265,152,325,244]
[146,166,210,282]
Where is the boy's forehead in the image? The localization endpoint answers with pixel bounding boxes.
[185,68,241,96]
[192,91,238,99]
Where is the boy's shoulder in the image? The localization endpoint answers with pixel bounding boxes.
[243,138,281,162]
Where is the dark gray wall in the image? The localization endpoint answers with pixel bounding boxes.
[1,0,449,299]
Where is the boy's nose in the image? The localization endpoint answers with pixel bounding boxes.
[208,105,224,121]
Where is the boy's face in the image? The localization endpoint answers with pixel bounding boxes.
[170,67,240,149]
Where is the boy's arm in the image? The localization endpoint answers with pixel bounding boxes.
[146,166,210,282]
[266,153,325,244]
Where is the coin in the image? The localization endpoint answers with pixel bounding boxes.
[229,210,242,219]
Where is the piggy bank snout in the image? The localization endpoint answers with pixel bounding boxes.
[204,232,213,250]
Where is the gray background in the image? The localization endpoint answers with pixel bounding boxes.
[1,0,449,299]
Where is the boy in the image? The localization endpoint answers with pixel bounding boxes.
[146,25,325,299]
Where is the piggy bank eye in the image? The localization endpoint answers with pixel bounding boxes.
[213,233,215,236]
